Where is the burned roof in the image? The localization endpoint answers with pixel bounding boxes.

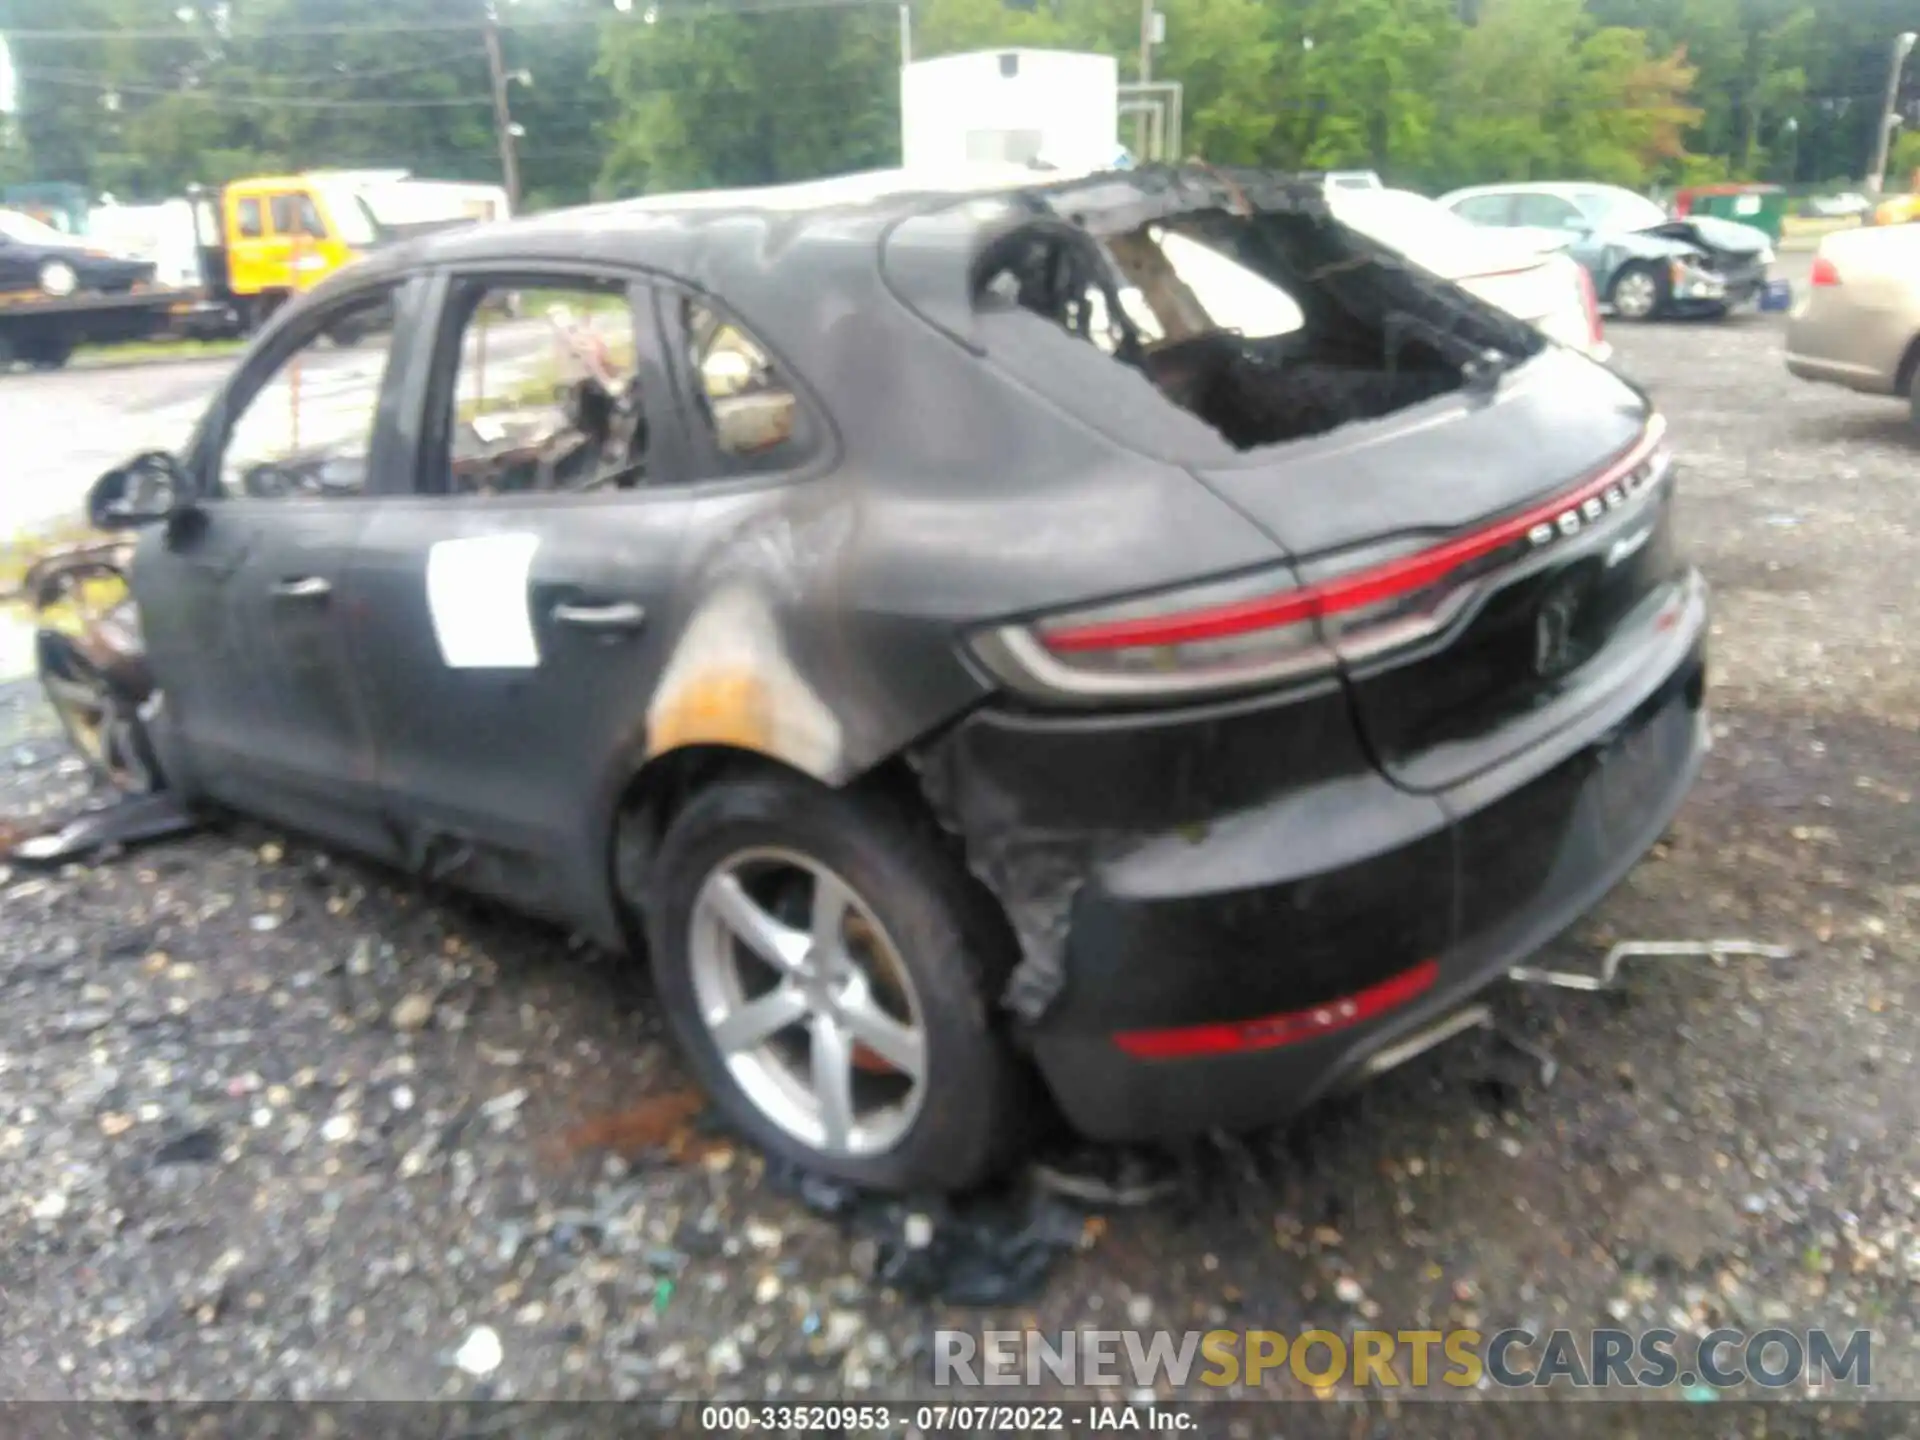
[343,165,1335,282]
[305,165,1345,376]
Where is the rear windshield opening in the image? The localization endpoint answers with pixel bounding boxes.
[971,204,1543,451]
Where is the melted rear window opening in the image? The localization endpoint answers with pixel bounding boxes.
[972,206,1543,451]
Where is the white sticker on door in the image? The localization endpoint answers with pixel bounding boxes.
[426,533,542,669]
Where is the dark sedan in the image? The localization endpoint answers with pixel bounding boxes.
[0,207,157,298]
[72,165,1708,1193]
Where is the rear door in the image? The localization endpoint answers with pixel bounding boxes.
[346,266,698,926]
[130,278,420,856]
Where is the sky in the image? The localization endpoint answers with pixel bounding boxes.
[0,37,16,116]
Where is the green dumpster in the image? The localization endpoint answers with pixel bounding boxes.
[1678,184,1788,244]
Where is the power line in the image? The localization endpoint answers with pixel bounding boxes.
[10,66,899,110]
[1,0,896,43]
[9,54,494,96]
[16,71,495,109]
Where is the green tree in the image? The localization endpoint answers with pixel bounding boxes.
[1560,24,1700,182]
[1259,0,1460,177]
[1890,126,1920,190]
[1434,0,1696,188]
[597,5,898,195]
[1436,0,1588,184]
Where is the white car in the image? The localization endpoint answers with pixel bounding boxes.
[1329,187,1611,362]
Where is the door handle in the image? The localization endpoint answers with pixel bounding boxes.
[271,576,332,600]
[552,600,646,632]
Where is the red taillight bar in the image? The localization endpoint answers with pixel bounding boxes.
[1576,265,1604,346]
[1043,416,1668,655]
[1112,958,1441,1061]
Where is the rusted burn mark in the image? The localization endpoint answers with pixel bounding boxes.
[644,584,843,779]
[644,497,860,781]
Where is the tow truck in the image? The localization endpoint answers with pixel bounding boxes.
[0,282,204,372]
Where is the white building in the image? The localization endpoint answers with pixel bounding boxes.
[900,50,1125,174]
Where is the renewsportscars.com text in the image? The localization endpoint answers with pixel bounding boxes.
[934,1327,1872,1391]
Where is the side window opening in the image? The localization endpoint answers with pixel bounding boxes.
[681,296,804,469]
[1513,193,1584,230]
[439,281,647,497]
[236,197,264,239]
[269,195,297,236]
[1452,193,1512,226]
[218,286,401,500]
[971,200,1540,452]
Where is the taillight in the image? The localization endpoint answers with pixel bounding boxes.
[1575,264,1604,347]
[1113,958,1441,1060]
[972,416,1670,703]
[1810,255,1841,287]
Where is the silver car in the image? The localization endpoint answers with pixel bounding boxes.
[1786,225,1920,426]
[1329,187,1611,361]
[1439,182,1776,320]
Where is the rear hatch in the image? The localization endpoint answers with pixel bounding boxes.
[1192,348,1684,793]
[951,171,1687,794]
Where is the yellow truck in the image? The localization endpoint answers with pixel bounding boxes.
[186,172,387,331]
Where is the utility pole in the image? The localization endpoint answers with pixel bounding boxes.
[1868,30,1918,196]
[1137,0,1153,156]
[898,2,911,67]
[483,2,522,213]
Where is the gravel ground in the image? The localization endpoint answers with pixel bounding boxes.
[2,297,1915,1421]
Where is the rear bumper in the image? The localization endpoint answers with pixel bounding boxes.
[1021,585,1709,1142]
[1785,351,1896,395]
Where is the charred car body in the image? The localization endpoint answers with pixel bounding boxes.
[70,165,1707,1191]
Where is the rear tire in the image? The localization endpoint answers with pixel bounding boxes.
[1608,261,1666,322]
[645,769,1031,1193]
[1907,363,1920,435]
[18,332,73,371]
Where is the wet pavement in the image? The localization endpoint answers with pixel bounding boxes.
[1,274,1916,1416]
[0,357,233,541]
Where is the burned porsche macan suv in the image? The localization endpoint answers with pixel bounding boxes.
[82,167,1707,1192]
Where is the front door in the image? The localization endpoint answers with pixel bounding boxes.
[130,279,421,857]
[346,270,695,930]
[223,191,277,299]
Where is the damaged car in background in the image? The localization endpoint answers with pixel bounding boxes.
[55,164,1708,1193]
[1439,181,1778,321]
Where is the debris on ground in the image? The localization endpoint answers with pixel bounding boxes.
[3,789,197,865]
[1031,1145,1183,1209]
[1508,938,1796,993]
[550,1090,713,1165]
[453,1324,504,1377]
[557,1092,1101,1306]
[765,1159,1096,1307]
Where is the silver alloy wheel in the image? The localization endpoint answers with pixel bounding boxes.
[1611,268,1659,320]
[41,664,152,793]
[688,847,928,1157]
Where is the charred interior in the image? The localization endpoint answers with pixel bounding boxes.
[971,181,1546,450]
